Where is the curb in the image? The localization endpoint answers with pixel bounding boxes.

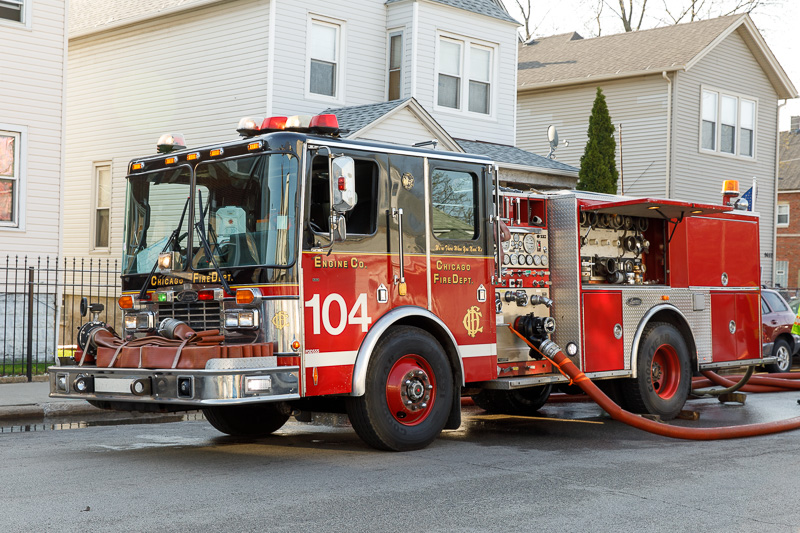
[0,401,102,422]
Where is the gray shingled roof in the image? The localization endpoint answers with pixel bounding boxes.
[518,15,741,89]
[457,139,579,173]
[779,131,800,190]
[322,99,410,135]
[386,0,517,24]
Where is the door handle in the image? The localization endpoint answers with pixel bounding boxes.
[392,207,406,295]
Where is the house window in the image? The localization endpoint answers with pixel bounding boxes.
[437,36,494,115]
[0,0,23,23]
[437,38,462,109]
[700,88,756,158]
[309,19,340,98]
[94,163,111,249]
[468,46,491,114]
[777,204,790,227]
[388,32,403,101]
[0,131,20,225]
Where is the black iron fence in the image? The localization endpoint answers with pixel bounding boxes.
[1,256,122,379]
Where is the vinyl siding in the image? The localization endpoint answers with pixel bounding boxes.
[517,75,669,197]
[413,1,517,145]
[0,0,65,257]
[64,0,270,260]
[672,28,779,284]
[355,107,444,146]
[271,1,388,116]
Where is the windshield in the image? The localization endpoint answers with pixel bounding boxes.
[122,167,191,275]
[192,153,298,269]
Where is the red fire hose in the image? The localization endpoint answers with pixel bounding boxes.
[508,327,800,440]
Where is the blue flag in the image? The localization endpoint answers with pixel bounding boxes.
[739,180,756,211]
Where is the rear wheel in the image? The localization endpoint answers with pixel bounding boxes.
[622,322,691,420]
[203,403,290,437]
[346,326,453,451]
[471,385,552,416]
[765,338,792,373]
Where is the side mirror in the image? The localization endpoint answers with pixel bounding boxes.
[330,215,347,242]
[332,156,357,213]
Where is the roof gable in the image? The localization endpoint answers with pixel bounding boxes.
[518,14,796,99]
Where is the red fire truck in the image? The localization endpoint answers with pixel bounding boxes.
[50,115,765,450]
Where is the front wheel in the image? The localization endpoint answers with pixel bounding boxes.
[622,322,691,420]
[203,403,290,437]
[346,326,453,451]
[765,338,792,373]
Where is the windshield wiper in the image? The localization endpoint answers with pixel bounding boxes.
[194,190,233,296]
[137,195,190,300]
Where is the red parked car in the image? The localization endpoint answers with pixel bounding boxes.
[761,289,800,373]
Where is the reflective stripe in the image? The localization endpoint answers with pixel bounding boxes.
[459,343,496,358]
[304,350,358,367]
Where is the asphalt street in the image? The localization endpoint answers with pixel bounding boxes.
[2,391,800,532]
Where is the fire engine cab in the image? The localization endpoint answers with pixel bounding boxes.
[50,114,764,451]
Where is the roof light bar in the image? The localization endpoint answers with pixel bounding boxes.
[285,115,313,131]
[261,116,288,131]
[309,113,339,134]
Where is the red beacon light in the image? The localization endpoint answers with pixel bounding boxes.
[236,116,265,137]
[309,114,340,134]
[261,116,288,131]
[156,133,187,154]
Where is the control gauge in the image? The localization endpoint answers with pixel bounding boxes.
[526,254,534,266]
[510,254,518,266]
[541,255,548,266]
[513,233,521,242]
[533,254,542,266]
[501,240,511,253]
[523,234,536,254]
[503,255,510,266]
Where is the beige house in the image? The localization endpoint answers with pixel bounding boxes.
[0,0,66,257]
[516,15,797,285]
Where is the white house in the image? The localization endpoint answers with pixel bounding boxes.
[64,0,576,260]
[0,0,66,257]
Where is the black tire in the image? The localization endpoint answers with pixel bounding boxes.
[203,403,290,437]
[622,322,691,420]
[471,385,552,416]
[765,338,793,373]
[346,326,453,451]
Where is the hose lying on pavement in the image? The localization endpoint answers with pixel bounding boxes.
[700,370,800,393]
[691,366,754,396]
[508,326,800,440]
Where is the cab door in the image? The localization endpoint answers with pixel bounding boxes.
[427,160,495,382]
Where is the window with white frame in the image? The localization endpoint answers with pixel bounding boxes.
[777,204,790,227]
[387,31,403,101]
[94,163,111,249]
[0,131,20,225]
[437,35,494,115]
[700,88,756,158]
[309,19,341,98]
[0,0,24,23]
[775,260,788,289]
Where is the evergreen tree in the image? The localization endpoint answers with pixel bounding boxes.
[577,87,619,194]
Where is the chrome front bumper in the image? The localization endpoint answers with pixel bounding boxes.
[48,364,300,407]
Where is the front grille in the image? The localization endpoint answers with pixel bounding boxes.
[157,301,221,331]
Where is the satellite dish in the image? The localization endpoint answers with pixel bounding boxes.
[547,125,559,148]
[547,125,559,159]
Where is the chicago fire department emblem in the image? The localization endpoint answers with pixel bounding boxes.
[271,311,290,330]
[462,306,483,338]
[401,173,414,190]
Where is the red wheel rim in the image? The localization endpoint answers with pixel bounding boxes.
[651,344,680,400]
[385,354,436,426]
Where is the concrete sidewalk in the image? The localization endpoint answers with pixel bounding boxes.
[0,379,102,421]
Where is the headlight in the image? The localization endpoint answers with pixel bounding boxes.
[125,311,155,331]
[224,309,260,330]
